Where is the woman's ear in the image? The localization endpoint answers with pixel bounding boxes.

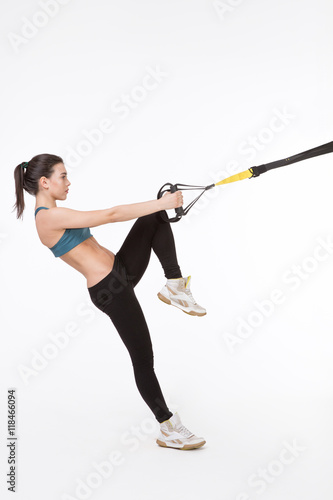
[39,176,49,190]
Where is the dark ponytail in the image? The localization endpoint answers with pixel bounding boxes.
[13,153,64,220]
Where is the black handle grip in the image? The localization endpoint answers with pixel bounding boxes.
[170,184,184,216]
[156,182,182,223]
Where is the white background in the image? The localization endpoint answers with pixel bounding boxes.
[1,0,333,499]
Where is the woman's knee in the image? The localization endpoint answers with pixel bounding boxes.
[138,211,167,226]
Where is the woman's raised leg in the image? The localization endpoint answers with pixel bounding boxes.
[116,210,206,316]
[117,211,182,288]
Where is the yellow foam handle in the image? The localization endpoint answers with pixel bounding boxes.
[215,169,253,186]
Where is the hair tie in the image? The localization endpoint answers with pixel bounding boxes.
[21,162,29,169]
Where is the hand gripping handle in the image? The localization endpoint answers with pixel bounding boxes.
[157,183,183,223]
[170,184,184,216]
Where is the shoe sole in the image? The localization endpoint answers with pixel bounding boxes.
[156,439,206,450]
[157,293,206,317]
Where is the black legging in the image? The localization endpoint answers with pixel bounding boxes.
[87,210,182,423]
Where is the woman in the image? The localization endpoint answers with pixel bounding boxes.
[14,154,206,450]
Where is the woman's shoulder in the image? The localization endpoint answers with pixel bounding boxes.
[34,209,66,248]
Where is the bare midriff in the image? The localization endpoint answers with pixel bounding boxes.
[59,236,116,288]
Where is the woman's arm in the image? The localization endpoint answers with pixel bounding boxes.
[111,194,181,222]
[45,191,183,229]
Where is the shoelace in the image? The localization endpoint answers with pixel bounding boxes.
[175,424,194,438]
[184,287,197,305]
[169,280,198,305]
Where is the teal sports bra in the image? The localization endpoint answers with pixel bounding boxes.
[34,206,93,257]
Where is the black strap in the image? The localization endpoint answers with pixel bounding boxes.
[251,140,333,177]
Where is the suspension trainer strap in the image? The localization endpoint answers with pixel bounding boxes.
[215,169,253,186]
[157,140,333,221]
[250,140,333,177]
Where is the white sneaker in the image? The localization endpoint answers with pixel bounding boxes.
[157,276,207,316]
[156,412,206,450]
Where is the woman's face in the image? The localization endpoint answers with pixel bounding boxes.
[47,163,71,200]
